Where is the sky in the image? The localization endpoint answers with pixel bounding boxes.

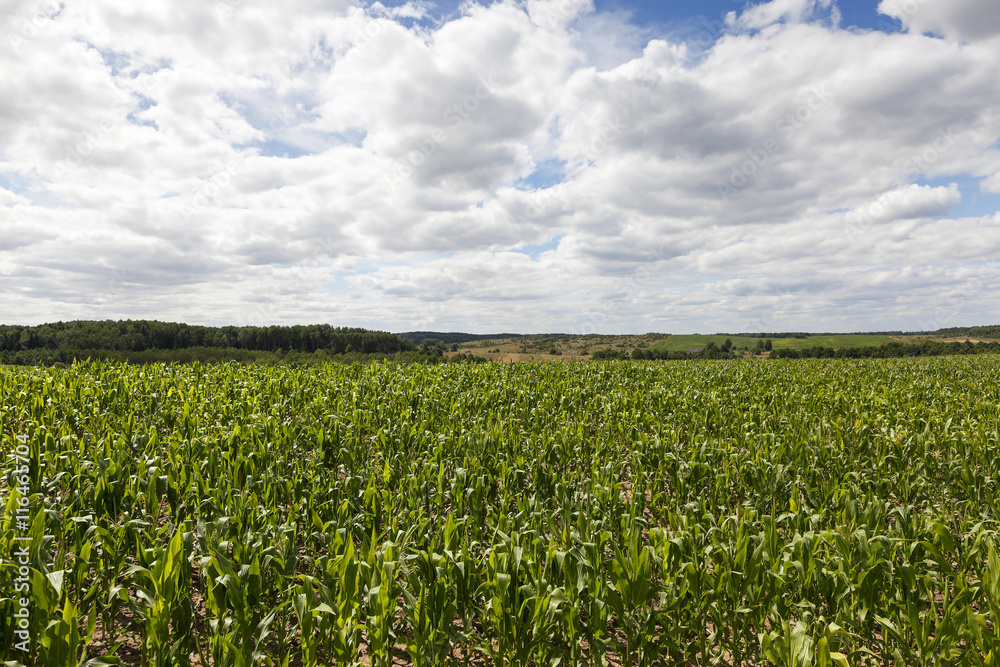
[1,0,999,334]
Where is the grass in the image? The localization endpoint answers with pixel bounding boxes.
[454,333,667,361]
[651,333,901,353]
[456,332,999,361]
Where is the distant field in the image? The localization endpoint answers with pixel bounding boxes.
[456,333,666,362]
[456,332,999,362]
[650,333,899,353]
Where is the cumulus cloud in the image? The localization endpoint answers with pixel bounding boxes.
[0,0,998,332]
[982,172,1000,194]
[879,0,1000,42]
[731,0,839,31]
[844,183,962,227]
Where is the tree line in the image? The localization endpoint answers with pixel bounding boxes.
[398,331,523,344]
[770,339,1000,359]
[718,325,999,338]
[0,320,410,355]
[932,325,1000,339]
[629,338,754,360]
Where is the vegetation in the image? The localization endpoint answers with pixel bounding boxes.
[771,339,1000,359]
[650,334,901,354]
[632,339,744,360]
[0,321,467,367]
[0,321,411,355]
[923,325,1000,339]
[455,333,669,362]
[5,321,998,367]
[398,332,524,345]
[0,346,466,368]
[590,348,629,360]
[2,356,999,665]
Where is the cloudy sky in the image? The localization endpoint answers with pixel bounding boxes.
[1,0,999,334]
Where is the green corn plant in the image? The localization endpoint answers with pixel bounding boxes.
[520,539,567,666]
[760,618,815,667]
[444,539,482,667]
[876,586,974,667]
[482,536,546,666]
[606,519,660,666]
[551,546,586,664]
[314,530,365,665]
[292,576,334,667]
[363,541,401,667]
[980,543,1000,665]
[126,527,193,667]
[578,531,613,666]
[31,570,89,667]
[401,549,458,667]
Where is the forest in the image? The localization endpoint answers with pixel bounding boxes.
[0,321,410,359]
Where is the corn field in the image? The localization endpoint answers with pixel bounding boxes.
[1,356,999,665]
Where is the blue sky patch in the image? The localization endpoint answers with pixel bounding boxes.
[372,0,904,34]
[258,140,315,159]
[512,236,562,260]
[917,174,1000,219]
[0,172,27,196]
[519,159,566,190]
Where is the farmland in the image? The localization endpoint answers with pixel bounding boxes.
[648,335,901,354]
[451,332,1000,362]
[2,356,1000,665]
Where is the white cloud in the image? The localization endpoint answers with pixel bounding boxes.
[982,172,1000,194]
[0,0,999,332]
[731,0,837,31]
[879,0,1000,42]
[845,183,962,226]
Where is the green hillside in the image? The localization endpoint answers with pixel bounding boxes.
[650,333,899,353]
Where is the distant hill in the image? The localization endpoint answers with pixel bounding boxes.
[397,331,524,344]
[3,321,997,366]
[716,326,1000,338]
[652,334,899,354]
[931,325,1000,338]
